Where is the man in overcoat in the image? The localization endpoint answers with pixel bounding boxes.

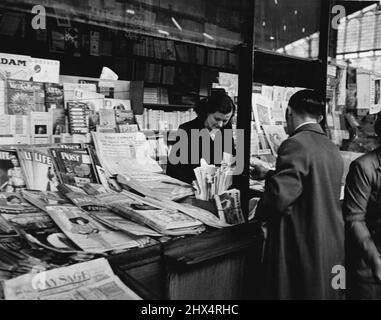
[252,89,345,299]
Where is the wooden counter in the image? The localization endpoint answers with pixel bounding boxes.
[108,221,264,300]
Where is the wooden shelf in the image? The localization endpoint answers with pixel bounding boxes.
[143,103,194,109]
[133,55,238,74]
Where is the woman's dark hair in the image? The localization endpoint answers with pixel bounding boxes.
[288,89,325,118]
[375,112,381,137]
[194,89,236,120]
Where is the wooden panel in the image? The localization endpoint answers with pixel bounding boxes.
[166,250,254,300]
[163,222,264,300]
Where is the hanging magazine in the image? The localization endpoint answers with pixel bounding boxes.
[262,125,288,157]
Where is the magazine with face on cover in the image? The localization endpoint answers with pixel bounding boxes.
[27,147,59,192]
[1,210,81,253]
[45,205,144,253]
[0,192,39,214]
[0,149,27,193]
[16,148,34,189]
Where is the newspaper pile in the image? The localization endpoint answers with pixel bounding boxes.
[117,172,194,201]
[193,157,234,201]
[2,258,141,300]
[92,131,163,176]
[21,190,147,253]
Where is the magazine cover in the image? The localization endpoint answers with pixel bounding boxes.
[103,98,131,111]
[262,125,288,156]
[67,102,88,134]
[214,189,245,225]
[45,83,64,110]
[30,58,60,84]
[21,190,70,211]
[50,148,98,187]
[29,111,53,136]
[9,115,29,135]
[0,149,26,192]
[0,214,18,237]
[252,93,273,132]
[99,109,116,129]
[2,210,80,253]
[0,192,39,214]
[45,205,142,253]
[16,148,33,188]
[7,80,45,115]
[31,147,59,191]
[0,52,32,81]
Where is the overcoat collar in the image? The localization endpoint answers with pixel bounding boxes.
[291,123,326,137]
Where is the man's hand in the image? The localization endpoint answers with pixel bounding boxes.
[370,255,381,283]
[250,157,271,180]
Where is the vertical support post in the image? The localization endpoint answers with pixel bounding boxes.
[235,0,255,221]
[318,0,332,132]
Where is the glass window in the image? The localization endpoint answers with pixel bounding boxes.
[0,0,249,50]
[254,0,321,59]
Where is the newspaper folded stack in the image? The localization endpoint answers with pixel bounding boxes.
[95,191,205,236]
[193,156,234,201]
[3,258,141,300]
[117,172,194,202]
[21,190,146,253]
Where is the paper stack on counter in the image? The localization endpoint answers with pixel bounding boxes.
[193,153,235,201]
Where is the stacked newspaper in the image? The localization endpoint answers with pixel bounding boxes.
[117,172,194,201]
[0,192,40,214]
[92,131,163,176]
[57,183,159,238]
[0,236,54,283]
[193,158,234,201]
[121,190,232,229]
[2,258,141,300]
[21,190,147,253]
[94,191,205,236]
